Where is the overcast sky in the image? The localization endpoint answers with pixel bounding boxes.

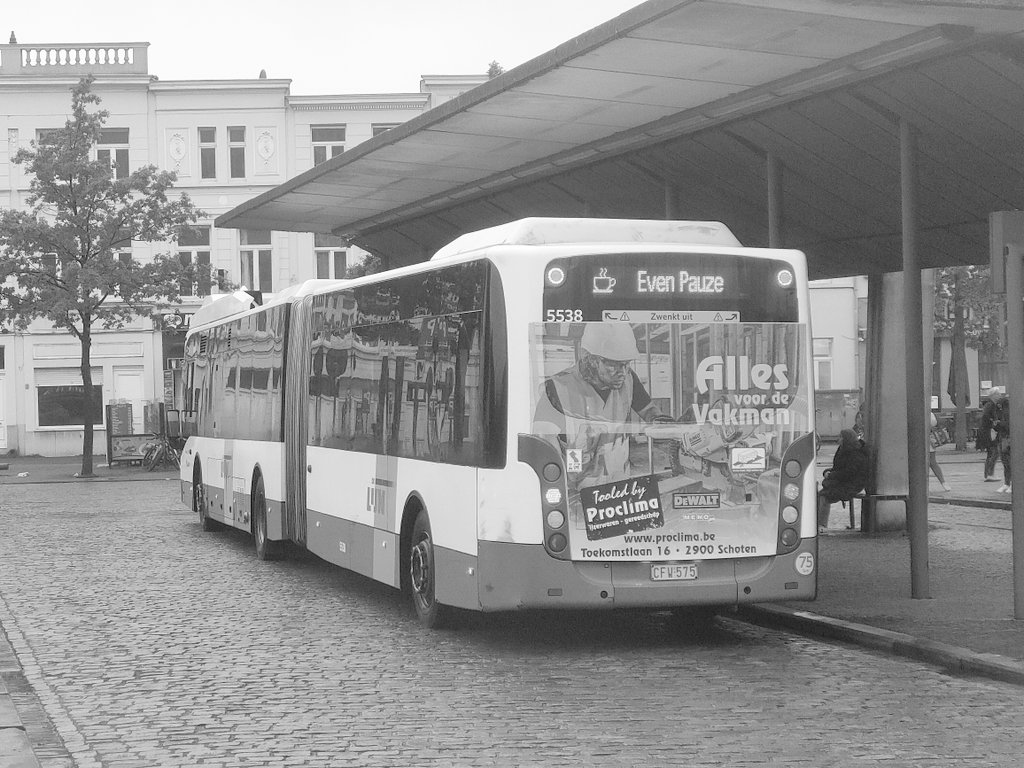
[5,0,643,94]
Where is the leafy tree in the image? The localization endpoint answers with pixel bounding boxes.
[0,76,205,477]
[344,250,387,278]
[487,60,505,79]
[933,265,1003,450]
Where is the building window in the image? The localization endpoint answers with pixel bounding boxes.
[314,233,347,279]
[371,123,400,137]
[177,225,212,296]
[37,384,104,427]
[240,229,273,292]
[311,124,345,165]
[813,337,833,391]
[41,253,60,274]
[228,126,246,178]
[97,128,130,179]
[199,127,216,179]
[0,346,5,370]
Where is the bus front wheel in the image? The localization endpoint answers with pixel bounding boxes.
[253,475,284,561]
[409,511,452,629]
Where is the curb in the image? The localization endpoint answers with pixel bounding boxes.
[0,682,41,768]
[0,475,175,485]
[929,495,1011,511]
[0,470,176,485]
[736,603,1024,687]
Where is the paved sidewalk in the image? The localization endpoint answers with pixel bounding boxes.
[740,443,1024,686]
[0,455,178,485]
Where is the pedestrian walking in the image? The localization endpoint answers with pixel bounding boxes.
[994,394,1012,493]
[978,389,1001,482]
[928,412,951,492]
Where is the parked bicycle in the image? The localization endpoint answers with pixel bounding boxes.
[142,434,181,472]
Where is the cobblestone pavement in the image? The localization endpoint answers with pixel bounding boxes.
[2,483,1024,767]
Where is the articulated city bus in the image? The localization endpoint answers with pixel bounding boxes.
[179,218,817,627]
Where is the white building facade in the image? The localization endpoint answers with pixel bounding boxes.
[0,38,484,457]
[807,277,867,438]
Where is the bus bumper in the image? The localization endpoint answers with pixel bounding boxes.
[476,537,816,611]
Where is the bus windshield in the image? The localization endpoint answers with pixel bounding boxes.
[530,252,810,562]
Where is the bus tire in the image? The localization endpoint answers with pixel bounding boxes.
[409,510,452,629]
[195,464,218,532]
[252,475,284,561]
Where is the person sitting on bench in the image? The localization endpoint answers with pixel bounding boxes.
[817,428,870,531]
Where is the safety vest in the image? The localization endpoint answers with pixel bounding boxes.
[549,366,636,485]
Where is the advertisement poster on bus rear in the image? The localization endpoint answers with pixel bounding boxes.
[529,321,810,562]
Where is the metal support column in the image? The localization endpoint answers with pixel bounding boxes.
[767,154,784,248]
[901,119,930,599]
[1004,244,1024,618]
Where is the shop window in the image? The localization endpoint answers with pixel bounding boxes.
[37,384,104,427]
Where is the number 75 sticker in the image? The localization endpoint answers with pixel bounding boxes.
[795,552,815,576]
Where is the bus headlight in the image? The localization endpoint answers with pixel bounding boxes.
[783,483,800,501]
[546,509,565,529]
[782,505,799,524]
[548,533,567,552]
[545,487,563,506]
[780,528,799,547]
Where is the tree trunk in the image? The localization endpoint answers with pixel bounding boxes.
[80,319,94,477]
[949,271,969,451]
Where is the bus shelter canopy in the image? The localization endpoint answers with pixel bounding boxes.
[217,0,1024,279]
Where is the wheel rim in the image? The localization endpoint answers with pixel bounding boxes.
[194,475,206,519]
[410,533,434,610]
[254,485,266,545]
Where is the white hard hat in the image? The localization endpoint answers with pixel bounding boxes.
[580,324,639,360]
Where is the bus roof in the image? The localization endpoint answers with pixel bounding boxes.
[189,279,348,330]
[430,218,741,261]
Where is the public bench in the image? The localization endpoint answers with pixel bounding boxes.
[842,492,910,532]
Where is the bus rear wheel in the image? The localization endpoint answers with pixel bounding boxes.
[195,465,218,532]
[253,475,284,561]
[409,511,452,629]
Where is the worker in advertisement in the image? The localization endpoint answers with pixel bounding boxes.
[532,323,667,489]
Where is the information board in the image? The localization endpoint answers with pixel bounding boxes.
[107,403,133,436]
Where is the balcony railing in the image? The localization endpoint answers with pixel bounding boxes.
[1,42,149,76]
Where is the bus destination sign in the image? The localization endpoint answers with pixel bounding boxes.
[632,269,725,295]
[543,253,798,324]
[588,264,736,299]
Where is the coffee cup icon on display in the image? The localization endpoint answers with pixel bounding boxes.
[593,269,616,294]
